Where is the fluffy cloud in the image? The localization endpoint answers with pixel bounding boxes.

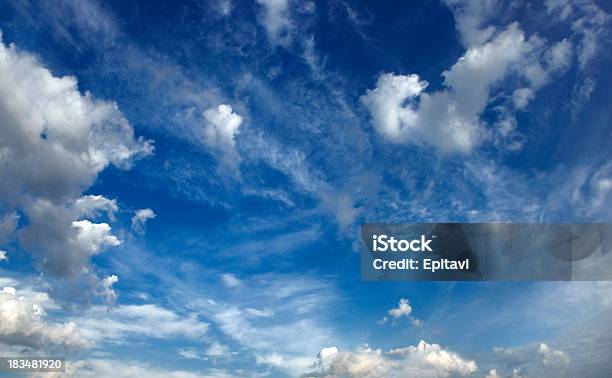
[20,199,122,277]
[380,298,421,326]
[98,275,119,304]
[0,250,6,262]
[202,104,243,169]
[131,208,156,235]
[0,286,89,349]
[0,276,208,350]
[72,220,121,253]
[308,340,477,378]
[362,23,539,153]
[363,1,598,154]
[387,298,412,319]
[0,34,152,278]
[310,344,391,378]
[75,195,118,221]
[0,34,152,206]
[492,341,571,376]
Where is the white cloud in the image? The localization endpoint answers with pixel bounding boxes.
[389,340,478,377]
[190,275,337,375]
[131,208,156,235]
[0,250,6,262]
[98,275,119,304]
[310,344,391,378]
[512,88,535,110]
[0,34,152,278]
[221,273,241,288]
[490,341,572,377]
[443,0,499,48]
[546,0,611,70]
[316,346,338,370]
[255,0,293,46]
[202,104,243,169]
[75,195,118,221]
[380,298,421,326]
[72,220,121,254]
[76,304,208,343]
[361,73,427,142]
[0,33,152,206]
[388,298,412,319]
[0,286,90,349]
[19,199,123,278]
[545,0,610,112]
[363,1,593,155]
[362,23,540,154]
[544,161,612,219]
[309,340,477,378]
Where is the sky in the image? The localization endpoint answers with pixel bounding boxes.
[0,0,611,377]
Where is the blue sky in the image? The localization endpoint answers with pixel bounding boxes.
[0,0,611,377]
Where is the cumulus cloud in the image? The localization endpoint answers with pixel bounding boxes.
[491,341,571,376]
[0,33,152,206]
[98,275,119,304]
[362,23,540,153]
[72,220,121,253]
[20,200,122,277]
[363,1,599,154]
[380,298,421,326]
[0,34,152,278]
[309,344,391,378]
[131,208,156,235]
[0,250,6,262]
[75,195,118,221]
[308,340,477,378]
[202,104,243,169]
[0,286,90,349]
[255,0,294,46]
